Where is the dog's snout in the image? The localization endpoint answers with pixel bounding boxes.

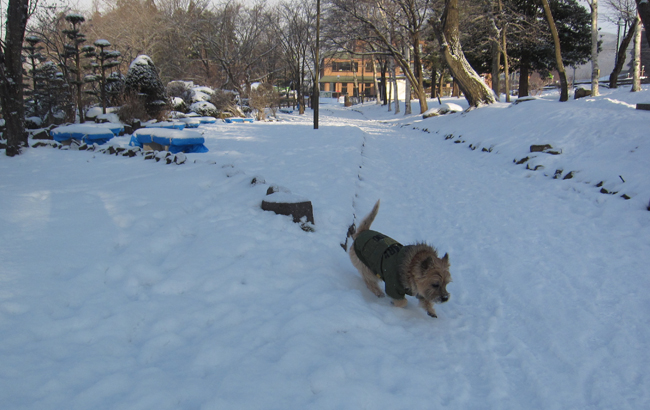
[441,294,450,302]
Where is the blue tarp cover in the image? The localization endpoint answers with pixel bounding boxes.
[144,121,186,130]
[224,118,254,123]
[50,124,115,145]
[130,128,208,153]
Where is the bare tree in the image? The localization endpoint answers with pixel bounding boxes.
[633,0,650,47]
[586,0,599,96]
[431,0,496,107]
[1,0,34,156]
[275,0,316,114]
[540,0,569,102]
[609,17,638,87]
[632,13,642,91]
[86,0,164,71]
[605,0,638,88]
[199,1,279,95]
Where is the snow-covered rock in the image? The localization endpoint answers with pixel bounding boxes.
[422,103,464,118]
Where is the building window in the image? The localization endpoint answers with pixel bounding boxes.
[332,61,358,72]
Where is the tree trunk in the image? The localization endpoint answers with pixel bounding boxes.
[609,18,637,88]
[299,58,305,114]
[74,42,85,123]
[502,24,510,102]
[632,14,642,92]
[635,0,650,48]
[590,0,599,96]
[491,40,501,100]
[405,46,412,115]
[380,60,388,105]
[351,55,359,99]
[431,68,437,98]
[387,69,393,111]
[518,56,530,97]
[410,31,428,113]
[0,0,30,156]
[541,0,569,102]
[435,0,496,107]
[452,79,459,97]
[439,68,446,98]
[393,60,400,114]
[372,57,381,105]
[361,54,365,104]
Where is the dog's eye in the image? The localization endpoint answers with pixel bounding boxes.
[432,284,439,288]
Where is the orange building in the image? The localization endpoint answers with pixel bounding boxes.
[319,52,380,98]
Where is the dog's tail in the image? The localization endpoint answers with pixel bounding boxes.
[352,200,380,240]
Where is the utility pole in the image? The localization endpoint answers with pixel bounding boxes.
[313,0,320,129]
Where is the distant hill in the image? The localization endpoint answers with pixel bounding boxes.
[570,31,637,82]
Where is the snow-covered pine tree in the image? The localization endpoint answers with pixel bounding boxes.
[85,39,122,114]
[62,13,90,123]
[23,36,46,119]
[123,55,168,120]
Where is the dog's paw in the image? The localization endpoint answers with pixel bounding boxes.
[427,311,438,318]
[391,299,407,308]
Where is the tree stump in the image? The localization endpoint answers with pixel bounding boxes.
[574,88,591,99]
[261,192,314,224]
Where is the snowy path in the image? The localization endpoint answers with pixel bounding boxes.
[207,103,650,408]
[1,100,649,409]
[338,106,650,409]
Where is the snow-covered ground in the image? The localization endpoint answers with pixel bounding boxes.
[1,87,649,409]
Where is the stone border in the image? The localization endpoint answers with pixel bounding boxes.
[409,127,644,208]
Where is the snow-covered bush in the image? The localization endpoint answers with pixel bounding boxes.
[189,101,218,117]
[117,92,152,123]
[249,83,280,120]
[123,55,168,119]
[167,81,193,103]
[190,86,214,103]
[210,89,239,116]
[171,97,188,112]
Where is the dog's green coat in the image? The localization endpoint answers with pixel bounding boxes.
[353,230,413,300]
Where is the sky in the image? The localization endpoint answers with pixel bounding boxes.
[68,0,627,35]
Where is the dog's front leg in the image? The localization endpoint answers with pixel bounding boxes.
[417,297,438,318]
[391,298,408,308]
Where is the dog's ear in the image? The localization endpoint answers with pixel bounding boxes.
[442,253,449,266]
[420,256,433,271]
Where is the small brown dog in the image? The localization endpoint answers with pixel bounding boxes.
[349,200,451,318]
